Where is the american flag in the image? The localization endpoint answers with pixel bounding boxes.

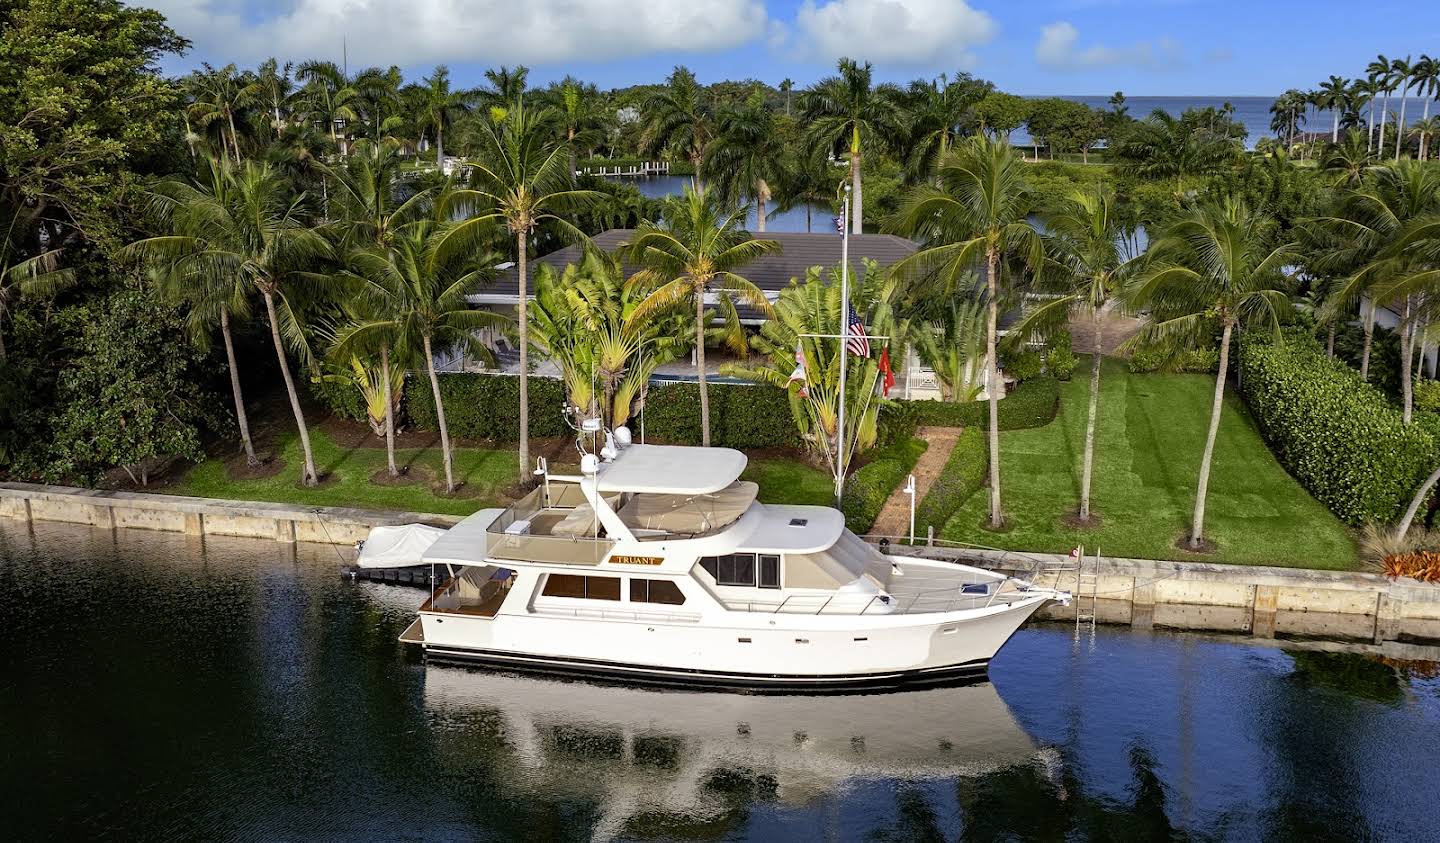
[845,304,870,357]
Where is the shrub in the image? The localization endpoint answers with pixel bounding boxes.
[1128,346,1220,374]
[407,373,569,441]
[1002,347,1043,382]
[1415,380,1440,414]
[840,437,927,534]
[1046,331,1078,381]
[639,382,800,449]
[915,427,988,537]
[898,376,1060,430]
[1381,551,1440,582]
[1237,332,1438,525]
[308,375,370,424]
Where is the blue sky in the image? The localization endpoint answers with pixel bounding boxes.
[149,0,1439,96]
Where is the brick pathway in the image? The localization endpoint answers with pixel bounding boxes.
[870,426,961,538]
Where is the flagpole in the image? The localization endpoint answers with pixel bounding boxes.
[835,185,851,505]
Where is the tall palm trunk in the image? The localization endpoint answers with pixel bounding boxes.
[1079,311,1104,521]
[1190,319,1234,548]
[219,306,257,466]
[381,342,397,477]
[421,334,455,492]
[1327,322,1337,358]
[1396,461,1440,539]
[1396,84,1410,160]
[754,179,767,233]
[1368,97,1377,151]
[696,285,710,447]
[985,248,1002,529]
[261,289,318,485]
[516,230,531,482]
[1380,93,1391,151]
[183,113,197,160]
[227,109,242,166]
[435,121,444,166]
[1332,110,1340,144]
[850,139,863,235]
[1401,298,1416,423]
[1361,299,1377,380]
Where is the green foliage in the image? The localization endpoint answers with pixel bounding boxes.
[915,427,987,536]
[42,288,225,485]
[1002,347,1043,382]
[1128,346,1220,374]
[640,382,801,449]
[407,373,569,441]
[974,92,1028,138]
[894,376,1061,430]
[1237,331,1438,524]
[1046,331,1079,380]
[1415,380,1440,414]
[840,437,927,534]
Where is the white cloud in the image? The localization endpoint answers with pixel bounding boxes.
[1035,21,1184,71]
[786,0,998,66]
[150,0,769,66]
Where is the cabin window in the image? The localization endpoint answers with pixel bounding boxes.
[541,573,621,601]
[630,578,687,605]
[759,555,780,589]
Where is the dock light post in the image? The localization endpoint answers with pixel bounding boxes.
[904,474,916,544]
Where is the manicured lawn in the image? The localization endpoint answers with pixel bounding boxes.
[742,458,835,506]
[940,357,1360,569]
[170,428,515,517]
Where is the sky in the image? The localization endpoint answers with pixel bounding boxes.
[147,0,1439,96]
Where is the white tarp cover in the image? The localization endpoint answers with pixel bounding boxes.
[617,481,759,535]
[356,524,448,568]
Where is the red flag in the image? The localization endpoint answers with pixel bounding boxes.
[879,347,895,397]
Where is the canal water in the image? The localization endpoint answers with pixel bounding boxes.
[3,520,1438,841]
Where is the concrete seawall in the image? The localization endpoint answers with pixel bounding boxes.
[895,546,1440,647]
[0,482,461,546]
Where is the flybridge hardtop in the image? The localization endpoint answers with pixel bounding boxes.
[356,420,1068,690]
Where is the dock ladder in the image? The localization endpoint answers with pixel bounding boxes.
[1069,545,1100,644]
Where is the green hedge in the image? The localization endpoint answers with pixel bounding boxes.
[1237,332,1438,524]
[640,382,800,449]
[1129,346,1220,374]
[307,376,370,425]
[894,376,1060,430]
[915,427,988,536]
[840,437,927,534]
[407,373,569,441]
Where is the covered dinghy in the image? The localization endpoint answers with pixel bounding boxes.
[356,524,447,568]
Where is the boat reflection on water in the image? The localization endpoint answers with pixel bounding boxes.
[421,665,1050,836]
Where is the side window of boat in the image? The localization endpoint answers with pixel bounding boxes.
[541,573,621,601]
[630,578,686,605]
[698,553,778,589]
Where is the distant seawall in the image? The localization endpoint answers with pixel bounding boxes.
[0,482,461,546]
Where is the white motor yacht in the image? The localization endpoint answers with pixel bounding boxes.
[362,426,1068,690]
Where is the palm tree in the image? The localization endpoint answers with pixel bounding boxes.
[1393,56,1415,160]
[1,209,74,363]
[187,63,247,165]
[1411,56,1439,160]
[1368,55,1394,151]
[641,66,714,186]
[773,152,841,233]
[623,185,779,447]
[129,160,333,483]
[1412,118,1440,162]
[448,98,601,481]
[543,75,608,174]
[704,99,786,232]
[889,136,1044,529]
[1112,110,1235,197]
[799,58,905,234]
[1019,185,1135,523]
[1318,75,1351,144]
[908,297,986,402]
[779,78,794,116]
[295,60,360,157]
[902,73,994,184]
[243,58,293,139]
[1322,130,1375,187]
[1354,77,1382,153]
[1126,200,1294,550]
[352,65,406,144]
[339,217,506,492]
[406,65,474,166]
[479,65,529,121]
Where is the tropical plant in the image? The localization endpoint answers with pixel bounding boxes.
[889,135,1044,529]
[779,78,794,116]
[1112,110,1236,196]
[1017,184,1135,522]
[641,66,714,185]
[1317,75,1351,144]
[1411,117,1440,162]
[1,209,74,363]
[186,63,248,165]
[623,184,779,446]
[908,295,986,402]
[543,75,609,173]
[1368,54,1395,151]
[129,159,333,484]
[319,355,404,439]
[337,216,507,492]
[723,260,901,482]
[1322,130,1375,187]
[799,58,905,233]
[479,65,529,122]
[1125,200,1295,550]
[295,60,360,157]
[704,97,786,231]
[406,65,475,165]
[527,250,690,430]
[772,152,841,233]
[901,72,993,183]
[1392,56,1415,160]
[449,98,601,481]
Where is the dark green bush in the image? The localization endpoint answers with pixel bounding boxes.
[898,376,1060,430]
[639,382,800,449]
[1237,331,1438,524]
[840,437,927,534]
[1002,347,1043,382]
[1046,331,1078,380]
[307,375,369,424]
[915,427,988,536]
[1128,346,1220,374]
[407,373,569,441]
[1416,380,1440,414]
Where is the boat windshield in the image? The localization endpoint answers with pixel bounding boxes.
[485,486,614,566]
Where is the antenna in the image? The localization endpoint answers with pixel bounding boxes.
[342,36,348,77]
